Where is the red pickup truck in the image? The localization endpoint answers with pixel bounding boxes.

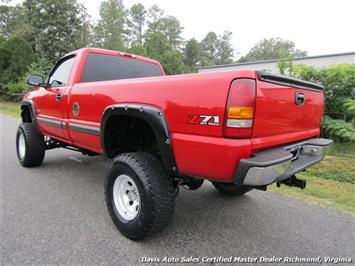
[16,48,332,240]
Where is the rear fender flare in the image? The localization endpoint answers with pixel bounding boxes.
[100,104,179,176]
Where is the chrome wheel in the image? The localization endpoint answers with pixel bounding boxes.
[18,133,26,159]
[113,174,140,221]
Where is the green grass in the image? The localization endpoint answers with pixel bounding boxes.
[305,155,355,183]
[304,143,355,184]
[326,142,355,157]
[270,144,355,214]
[0,101,20,117]
[269,174,355,214]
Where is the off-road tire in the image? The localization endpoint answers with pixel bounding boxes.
[16,123,45,167]
[212,182,253,196]
[105,152,175,240]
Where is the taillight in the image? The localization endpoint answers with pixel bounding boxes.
[223,79,256,138]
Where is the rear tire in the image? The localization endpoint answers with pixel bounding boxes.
[212,182,253,196]
[16,123,45,167]
[105,152,175,240]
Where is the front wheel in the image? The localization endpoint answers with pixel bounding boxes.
[105,152,175,240]
[16,123,45,167]
[212,182,253,196]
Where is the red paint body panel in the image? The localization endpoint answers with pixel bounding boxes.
[172,133,251,180]
[251,79,323,151]
[24,48,325,182]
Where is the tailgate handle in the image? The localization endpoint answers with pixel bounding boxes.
[295,92,305,105]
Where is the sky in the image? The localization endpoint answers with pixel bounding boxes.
[7,0,355,59]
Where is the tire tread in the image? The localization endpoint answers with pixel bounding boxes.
[16,123,45,167]
[105,152,175,240]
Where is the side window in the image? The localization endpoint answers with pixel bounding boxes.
[48,56,75,86]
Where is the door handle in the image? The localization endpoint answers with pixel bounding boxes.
[56,93,62,101]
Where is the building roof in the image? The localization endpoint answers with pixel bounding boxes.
[199,51,355,70]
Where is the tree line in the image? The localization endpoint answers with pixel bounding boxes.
[0,0,236,75]
[0,0,310,93]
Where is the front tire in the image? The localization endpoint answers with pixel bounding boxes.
[105,152,175,240]
[16,123,45,167]
[212,182,253,196]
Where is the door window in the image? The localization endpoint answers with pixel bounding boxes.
[48,56,75,86]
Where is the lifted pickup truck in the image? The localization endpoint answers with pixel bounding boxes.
[16,48,332,240]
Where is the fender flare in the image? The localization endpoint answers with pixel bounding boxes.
[100,104,179,176]
[20,100,38,131]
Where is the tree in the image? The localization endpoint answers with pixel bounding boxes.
[146,4,163,33]
[76,4,94,48]
[200,31,234,66]
[144,32,185,74]
[127,3,146,45]
[146,6,183,50]
[127,43,147,57]
[144,32,170,59]
[21,0,91,63]
[277,49,293,75]
[95,0,126,51]
[155,16,183,49]
[215,31,234,65]
[158,49,186,75]
[0,4,33,41]
[183,38,201,72]
[0,5,13,37]
[143,7,185,74]
[0,36,34,96]
[239,38,307,63]
[200,32,218,66]
[0,37,34,84]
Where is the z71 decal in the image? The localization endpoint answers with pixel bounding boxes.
[188,115,220,126]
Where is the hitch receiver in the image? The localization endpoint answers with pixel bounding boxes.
[277,175,306,189]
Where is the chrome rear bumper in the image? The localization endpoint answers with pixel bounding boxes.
[234,138,333,186]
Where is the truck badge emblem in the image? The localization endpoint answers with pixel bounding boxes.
[188,115,220,126]
[73,102,80,117]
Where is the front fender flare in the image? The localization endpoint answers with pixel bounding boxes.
[20,100,38,131]
[100,104,179,176]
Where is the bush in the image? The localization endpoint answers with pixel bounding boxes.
[292,64,355,119]
[0,54,51,101]
[321,116,355,142]
[293,64,355,143]
[321,64,355,119]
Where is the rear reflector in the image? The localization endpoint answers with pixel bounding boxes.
[223,79,256,138]
[226,119,253,128]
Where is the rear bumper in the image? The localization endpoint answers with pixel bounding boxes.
[234,138,333,186]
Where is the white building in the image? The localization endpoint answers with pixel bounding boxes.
[198,52,355,73]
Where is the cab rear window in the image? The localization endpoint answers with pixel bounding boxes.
[81,53,163,82]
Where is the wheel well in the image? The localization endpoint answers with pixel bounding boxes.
[21,105,32,123]
[103,115,159,157]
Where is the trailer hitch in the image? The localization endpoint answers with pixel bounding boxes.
[277,175,306,189]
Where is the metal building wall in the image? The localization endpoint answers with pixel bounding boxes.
[198,52,355,73]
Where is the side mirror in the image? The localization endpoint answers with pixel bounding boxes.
[27,74,45,86]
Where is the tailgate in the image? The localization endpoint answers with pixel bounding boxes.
[252,71,324,146]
